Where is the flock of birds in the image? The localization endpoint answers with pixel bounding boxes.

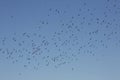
[0,0,120,71]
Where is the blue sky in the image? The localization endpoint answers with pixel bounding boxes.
[0,0,120,80]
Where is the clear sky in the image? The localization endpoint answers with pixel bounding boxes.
[0,0,120,80]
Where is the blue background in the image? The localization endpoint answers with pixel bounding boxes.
[0,0,120,80]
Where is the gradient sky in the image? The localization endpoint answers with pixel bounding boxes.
[0,0,120,80]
